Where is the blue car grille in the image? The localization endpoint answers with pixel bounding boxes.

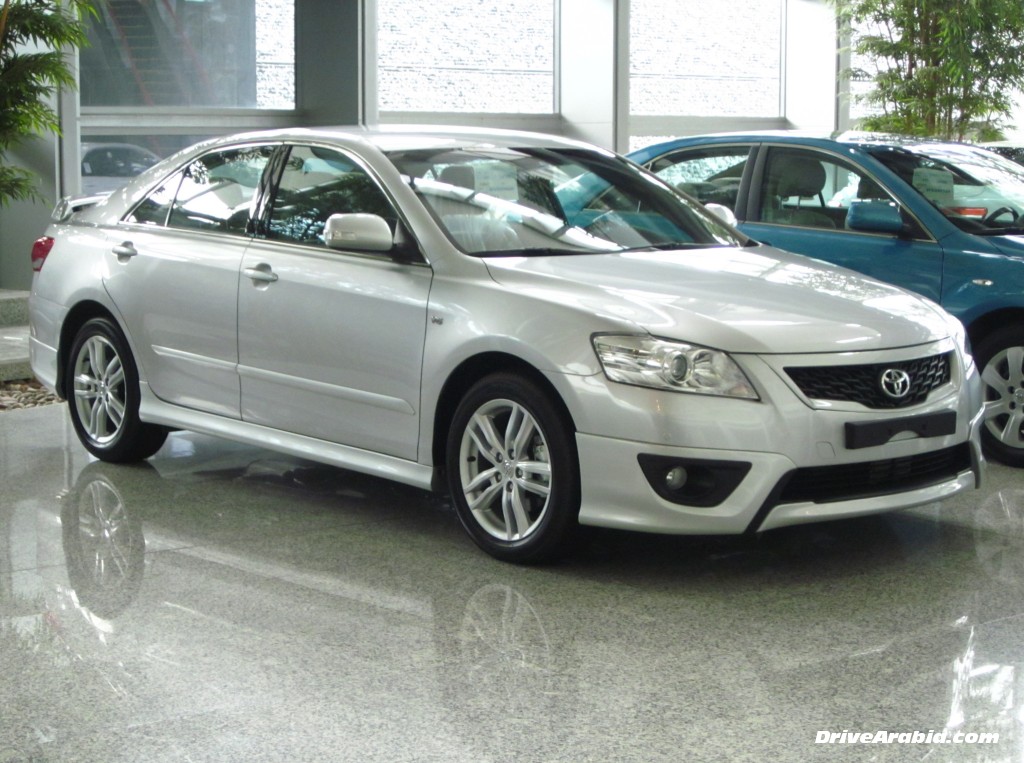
[784,352,952,409]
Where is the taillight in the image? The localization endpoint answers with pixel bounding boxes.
[31,236,54,272]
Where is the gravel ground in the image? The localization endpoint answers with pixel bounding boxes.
[0,378,62,411]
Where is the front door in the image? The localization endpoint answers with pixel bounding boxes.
[237,144,432,460]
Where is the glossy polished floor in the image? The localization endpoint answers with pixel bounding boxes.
[3,404,1024,762]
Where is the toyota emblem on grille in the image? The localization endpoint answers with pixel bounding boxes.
[880,368,912,399]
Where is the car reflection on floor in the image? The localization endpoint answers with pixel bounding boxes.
[4,418,1023,762]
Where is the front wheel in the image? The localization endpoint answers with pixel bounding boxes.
[976,325,1024,467]
[446,373,580,564]
[65,317,168,462]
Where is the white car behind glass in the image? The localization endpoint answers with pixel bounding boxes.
[29,126,985,562]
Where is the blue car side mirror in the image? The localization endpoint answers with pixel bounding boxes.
[845,200,904,234]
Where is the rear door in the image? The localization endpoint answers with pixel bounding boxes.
[105,144,275,417]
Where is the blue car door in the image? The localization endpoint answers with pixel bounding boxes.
[740,145,946,303]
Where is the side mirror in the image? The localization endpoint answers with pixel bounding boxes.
[704,203,738,227]
[845,200,904,234]
[324,213,394,252]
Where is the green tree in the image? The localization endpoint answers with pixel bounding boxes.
[834,0,1024,140]
[0,0,95,206]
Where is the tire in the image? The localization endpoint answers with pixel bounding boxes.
[446,373,580,564]
[65,317,168,462]
[976,325,1024,467]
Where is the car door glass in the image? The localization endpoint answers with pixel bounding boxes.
[759,148,914,233]
[267,146,398,248]
[164,146,273,235]
[645,147,750,212]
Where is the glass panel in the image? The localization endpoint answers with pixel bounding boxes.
[163,146,273,234]
[377,0,554,113]
[646,147,752,211]
[387,146,743,255]
[630,0,782,117]
[81,0,294,109]
[267,146,398,247]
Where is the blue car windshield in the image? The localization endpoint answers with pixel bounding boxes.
[870,143,1024,234]
[386,146,746,256]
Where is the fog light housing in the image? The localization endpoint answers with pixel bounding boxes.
[638,455,751,507]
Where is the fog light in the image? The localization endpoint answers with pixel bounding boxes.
[638,454,752,507]
[664,466,688,491]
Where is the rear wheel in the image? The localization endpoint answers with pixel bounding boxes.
[66,317,168,462]
[446,373,580,563]
[976,325,1024,467]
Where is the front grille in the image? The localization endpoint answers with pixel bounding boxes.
[776,443,971,505]
[785,352,951,409]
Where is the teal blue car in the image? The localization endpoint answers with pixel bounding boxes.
[630,132,1024,467]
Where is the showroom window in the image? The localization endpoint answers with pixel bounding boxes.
[630,0,783,118]
[80,0,294,109]
[377,0,555,113]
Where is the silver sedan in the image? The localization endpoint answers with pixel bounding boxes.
[29,126,985,562]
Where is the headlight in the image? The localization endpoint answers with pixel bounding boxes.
[592,334,759,399]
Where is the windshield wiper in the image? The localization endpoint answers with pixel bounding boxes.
[620,242,725,252]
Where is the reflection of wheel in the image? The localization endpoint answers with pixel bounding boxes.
[446,373,580,563]
[62,465,146,619]
[66,317,167,462]
[975,325,1024,467]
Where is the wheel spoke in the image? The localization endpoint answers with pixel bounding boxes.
[516,460,551,497]
[1000,409,1024,445]
[1006,346,1024,381]
[468,480,504,513]
[465,465,501,494]
[981,361,1010,391]
[469,412,506,460]
[508,404,537,457]
[502,486,533,541]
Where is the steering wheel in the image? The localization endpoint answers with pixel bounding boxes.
[984,206,1019,225]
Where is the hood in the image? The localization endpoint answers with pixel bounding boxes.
[483,245,955,354]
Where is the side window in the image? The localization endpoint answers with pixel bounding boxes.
[758,148,906,232]
[126,172,183,226]
[127,145,273,232]
[167,146,273,234]
[646,147,751,212]
[266,145,398,248]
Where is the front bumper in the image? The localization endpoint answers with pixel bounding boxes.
[576,420,983,535]
[566,338,985,535]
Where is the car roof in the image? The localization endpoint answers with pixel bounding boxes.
[185,124,609,156]
[629,130,985,158]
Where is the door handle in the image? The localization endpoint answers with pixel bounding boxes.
[243,265,279,283]
[112,241,137,258]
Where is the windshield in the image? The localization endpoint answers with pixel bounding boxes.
[385,145,745,256]
[869,143,1024,235]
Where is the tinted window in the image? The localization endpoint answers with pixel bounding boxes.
[266,146,398,247]
[758,148,918,234]
[127,145,273,233]
[646,147,751,211]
